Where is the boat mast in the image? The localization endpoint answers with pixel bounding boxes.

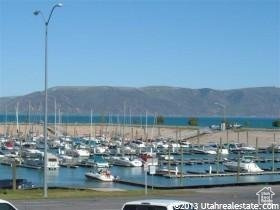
[5,104,7,137]
[122,102,126,157]
[16,102,19,134]
[28,101,31,132]
[145,111,148,143]
[54,98,56,137]
[90,108,93,139]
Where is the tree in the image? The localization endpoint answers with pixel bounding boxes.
[188,117,198,126]
[272,119,280,128]
[156,115,165,125]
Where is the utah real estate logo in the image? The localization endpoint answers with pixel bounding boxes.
[256,187,275,204]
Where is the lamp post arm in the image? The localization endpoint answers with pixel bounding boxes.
[47,5,60,25]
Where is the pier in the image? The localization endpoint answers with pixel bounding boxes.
[115,178,280,189]
[162,170,280,178]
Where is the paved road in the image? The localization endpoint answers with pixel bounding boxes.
[12,185,280,210]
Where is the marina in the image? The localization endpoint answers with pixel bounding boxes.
[0,120,279,190]
[0,112,280,190]
[0,2,279,210]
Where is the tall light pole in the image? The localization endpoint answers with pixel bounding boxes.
[33,3,63,198]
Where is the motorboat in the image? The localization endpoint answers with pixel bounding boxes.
[46,153,60,170]
[152,166,181,176]
[191,146,217,155]
[224,156,263,173]
[110,156,142,167]
[130,140,146,149]
[207,143,229,155]
[180,140,191,148]
[22,158,43,169]
[267,145,280,153]
[86,155,109,168]
[21,149,43,158]
[85,168,116,182]
[159,154,174,161]
[140,151,158,166]
[2,141,14,150]
[68,149,90,157]
[0,154,22,165]
[228,143,256,153]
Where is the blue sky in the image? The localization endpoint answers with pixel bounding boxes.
[0,0,279,96]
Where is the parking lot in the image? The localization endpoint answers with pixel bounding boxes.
[11,185,280,210]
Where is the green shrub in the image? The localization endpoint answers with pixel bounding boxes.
[188,117,198,126]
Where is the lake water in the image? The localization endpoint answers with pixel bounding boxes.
[1,153,280,189]
[0,114,278,129]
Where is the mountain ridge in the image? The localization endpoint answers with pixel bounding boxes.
[0,86,279,117]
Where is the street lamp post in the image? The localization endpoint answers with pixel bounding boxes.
[33,3,62,198]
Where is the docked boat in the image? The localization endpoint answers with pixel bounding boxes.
[21,149,43,158]
[224,156,263,173]
[207,143,229,155]
[22,158,43,169]
[2,141,14,150]
[66,148,90,158]
[86,155,109,168]
[110,156,142,167]
[75,149,90,157]
[140,151,158,166]
[228,143,256,153]
[0,154,22,166]
[85,169,116,182]
[159,154,174,161]
[191,146,217,155]
[267,145,280,153]
[46,153,60,170]
[152,167,181,176]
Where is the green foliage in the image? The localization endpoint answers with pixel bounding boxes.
[272,119,280,127]
[156,115,165,125]
[188,117,198,126]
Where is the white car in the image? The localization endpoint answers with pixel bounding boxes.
[0,199,18,210]
[122,199,195,210]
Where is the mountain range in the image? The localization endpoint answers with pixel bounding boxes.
[0,86,279,117]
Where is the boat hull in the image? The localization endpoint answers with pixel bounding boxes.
[85,172,115,182]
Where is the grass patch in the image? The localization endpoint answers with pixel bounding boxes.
[0,188,195,200]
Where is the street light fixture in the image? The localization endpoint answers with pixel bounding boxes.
[33,3,62,198]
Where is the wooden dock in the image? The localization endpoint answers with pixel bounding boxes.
[115,178,280,190]
[159,157,280,166]
[163,170,280,178]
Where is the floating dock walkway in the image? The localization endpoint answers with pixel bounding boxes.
[162,170,280,178]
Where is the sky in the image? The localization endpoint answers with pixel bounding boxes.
[0,0,279,97]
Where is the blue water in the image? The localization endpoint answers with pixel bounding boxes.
[0,114,278,129]
[1,153,279,189]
